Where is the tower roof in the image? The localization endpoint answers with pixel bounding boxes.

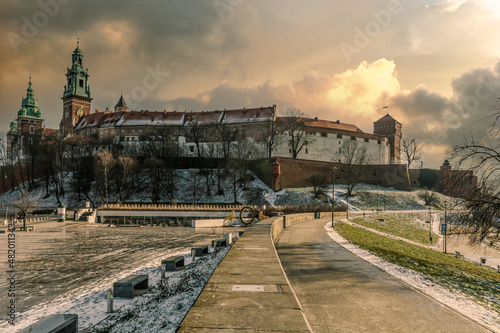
[374,113,401,124]
[114,94,127,108]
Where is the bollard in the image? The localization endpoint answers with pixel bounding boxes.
[161,264,166,280]
[107,290,114,313]
[191,248,196,261]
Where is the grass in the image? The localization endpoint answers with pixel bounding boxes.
[350,213,439,246]
[336,221,500,314]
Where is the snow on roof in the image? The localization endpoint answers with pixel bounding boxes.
[276,117,364,133]
[223,106,275,124]
[116,110,185,127]
[306,118,364,133]
[74,106,276,130]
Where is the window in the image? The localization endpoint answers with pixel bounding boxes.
[260,134,264,139]
[242,126,246,131]
[260,125,264,130]
[132,129,135,133]
[337,134,342,139]
[351,136,356,140]
[189,146,194,153]
[377,140,381,144]
[105,130,108,135]
[321,132,327,137]
[364,138,369,142]
[139,129,143,133]
[305,148,308,154]
[79,79,84,88]
[111,129,115,134]
[339,147,342,153]
[234,127,237,131]
[69,78,72,86]
[100,130,103,134]
[29,125,35,134]
[121,129,125,133]
[289,149,292,153]
[241,133,246,139]
[28,138,33,145]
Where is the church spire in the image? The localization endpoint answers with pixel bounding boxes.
[63,41,91,99]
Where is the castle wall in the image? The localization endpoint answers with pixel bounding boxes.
[273,157,411,191]
[272,132,390,164]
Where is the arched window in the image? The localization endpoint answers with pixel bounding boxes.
[29,125,35,134]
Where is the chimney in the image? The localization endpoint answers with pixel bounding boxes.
[336,120,340,124]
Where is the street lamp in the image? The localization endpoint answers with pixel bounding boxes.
[376,190,379,214]
[444,201,448,253]
[428,207,432,243]
[331,166,337,228]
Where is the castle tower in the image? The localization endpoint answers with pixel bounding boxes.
[114,94,128,112]
[8,76,44,158]
[61,41,92,136]
[373,113,402,164]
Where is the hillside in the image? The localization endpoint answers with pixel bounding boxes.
[0,169,455,212]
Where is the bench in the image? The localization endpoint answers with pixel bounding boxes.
[113,274,148,298]
[223,211,235,226]
[19,314,78,333]
[212,239,227,248]
[191,245,209,257]
[455,251,465,259]
[161,256,185,272]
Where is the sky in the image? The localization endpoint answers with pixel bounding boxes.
[1,0,500,169]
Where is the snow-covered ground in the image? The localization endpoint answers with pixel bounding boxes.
[325,222,500,332]
[0,170,455,211]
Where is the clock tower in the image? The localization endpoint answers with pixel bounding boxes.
[61,40,92,136]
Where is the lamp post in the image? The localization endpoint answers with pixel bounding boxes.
[331,167,337,228]
[376,190,379,214]
[428,207,432,243]
[444,201,448,253]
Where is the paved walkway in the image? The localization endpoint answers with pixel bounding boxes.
[178,218,311,332]
[275,219,490,333]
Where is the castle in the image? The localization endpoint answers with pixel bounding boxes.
[7,42,402,170]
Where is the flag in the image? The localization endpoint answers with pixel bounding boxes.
[382,106,388,109]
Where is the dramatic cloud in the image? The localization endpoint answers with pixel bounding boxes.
[1,0,500,168]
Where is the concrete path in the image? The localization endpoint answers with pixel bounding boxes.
[275,219,490,333]
[178,219,311,332]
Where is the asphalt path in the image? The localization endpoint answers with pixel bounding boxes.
[275,218,490,333]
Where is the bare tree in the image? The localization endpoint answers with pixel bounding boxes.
[95,150,115,205]
[451,131,500,243]
[306,174,327,198]
[281,107,309,159]
[338,140,370,197]
[10,188,41,230]
[401,135,423,169]
[265,118,279,159]
[115,155,137,203]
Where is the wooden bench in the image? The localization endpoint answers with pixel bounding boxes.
[19,313,78,333]
[223,211,235,226]
[113,274,149,298]
[161,256,185,272]
[191,245,209,257]
[455,251,465,259]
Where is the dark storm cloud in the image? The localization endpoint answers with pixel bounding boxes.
[391,87,450,117]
